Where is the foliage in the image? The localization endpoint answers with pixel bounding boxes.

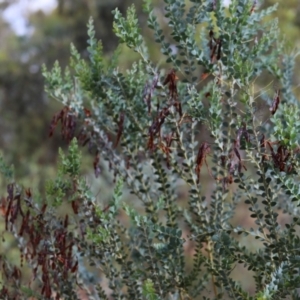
[0,0,144,183]
[2,0,300,299]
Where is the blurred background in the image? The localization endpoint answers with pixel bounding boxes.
[0,0,300,297]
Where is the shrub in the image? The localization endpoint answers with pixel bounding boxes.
[1,0,300,299]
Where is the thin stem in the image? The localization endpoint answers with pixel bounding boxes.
[207,238,218,297]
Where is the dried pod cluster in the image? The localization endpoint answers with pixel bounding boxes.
[1,185,78,299]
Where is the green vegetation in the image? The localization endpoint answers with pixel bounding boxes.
[1,0,300,299]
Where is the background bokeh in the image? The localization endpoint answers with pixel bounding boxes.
[0,0,300,297]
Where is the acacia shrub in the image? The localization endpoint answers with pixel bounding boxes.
[1,0,300,299]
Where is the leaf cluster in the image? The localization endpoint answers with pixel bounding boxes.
[2,1,300,299]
